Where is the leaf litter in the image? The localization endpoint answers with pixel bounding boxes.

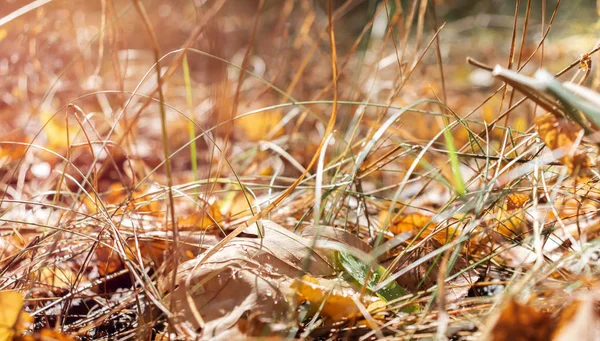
[2,1,600,340]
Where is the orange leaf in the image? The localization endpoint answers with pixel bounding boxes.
[290,275,366,321]
[504,193,530,210]
[387,212,433,235]
[535,113,590,171]
[86,183,161,216]
[383,212,456,244]
[495,194,530,237]
[0,134,29,161]
[177,201,223,230]
[489,300,555,341]
[95,246,125,277]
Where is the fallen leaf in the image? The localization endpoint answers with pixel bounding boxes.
[547,197,598,222]
[384,212,457,244]
[535,113,590,172]
[85,183,160,215]
[130,231,220,265]
[291,275,373,321]
[299,225,372,254]
[167,221,338,338]
[501,244,538,267]
[237,110,284,141]
[488,299,555,341]
[177,201,224,231]
[0,291,33,341]
[552,294,600,341]
[504,193,529,210]
[95,245,125,277]
[495,193,530,238]
[39,110,82,155]
[0,234,27,268]
[0,134,29,161]
[366,299,389,320]
[32,267,78,292]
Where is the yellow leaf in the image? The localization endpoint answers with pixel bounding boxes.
[512,116,528,133]
[82,192,101,214]
[222,191,254,220]
[385,212,433,235]
[99,183,161,216]
[33,267,78,290]
[177,201,223,230]
[237,110,284,141]
[290,275,362,321]
[0,291,32,341]
[366,299,388,320]
[40,110,82,154]
[483,103,496,124]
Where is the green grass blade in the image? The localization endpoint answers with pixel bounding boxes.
[443,120,466,196]
[183,52,198,181]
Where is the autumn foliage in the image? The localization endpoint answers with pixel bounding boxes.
[2,1,600,340]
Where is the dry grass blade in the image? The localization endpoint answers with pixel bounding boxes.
[3,1,600,340]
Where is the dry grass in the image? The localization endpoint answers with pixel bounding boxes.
[1,0,600,340]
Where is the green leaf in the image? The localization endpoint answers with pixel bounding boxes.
[443,121,466,197]
[338,251,419,312]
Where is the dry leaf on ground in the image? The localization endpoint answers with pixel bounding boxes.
[495,193,530,238]
[167,220,338,339]
[487,299,555,341]
[487,293,600,341]
[383,212,458,244]
[378,212,478,295]
[290,275,377,321]
[177,201,224,231]
[0,291,33,341]
[535,113,590,172]
[32,266,79,292]
[552,293,600,341]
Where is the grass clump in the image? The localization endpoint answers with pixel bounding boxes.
[1,1,600,340]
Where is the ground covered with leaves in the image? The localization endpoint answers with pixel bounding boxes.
[1,0,600,340]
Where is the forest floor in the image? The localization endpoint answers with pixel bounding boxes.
[1,1,600,340]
